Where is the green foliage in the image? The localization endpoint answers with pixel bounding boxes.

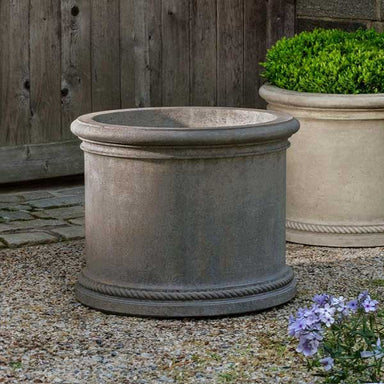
[261,28,384,94]
[9,361,22,370]
[313,309,384,383]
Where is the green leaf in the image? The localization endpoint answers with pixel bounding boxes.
[261,28,384,94]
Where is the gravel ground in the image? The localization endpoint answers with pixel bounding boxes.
[1,241,384,384]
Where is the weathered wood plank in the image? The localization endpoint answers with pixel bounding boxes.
[267,0,296,49]
[217,0,244,107]
[91,0,121,111]
[30,0,62,143]
[132,0,162,107]
[0,141,83,184]
[0,0,30,146]
[284,0,296,37]
[0,0,295,183]
[61,0,92,139]
[244,0,267,108]
[120,0,136,108]
[162,0,190,106]
[190,0,217,106]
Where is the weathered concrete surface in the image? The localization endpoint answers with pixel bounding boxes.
[296,0,384,35]
[296,0,376,20]
[71,107,299,317]
[260,84,384,247]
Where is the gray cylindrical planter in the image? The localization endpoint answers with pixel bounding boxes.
[71,107,299,318]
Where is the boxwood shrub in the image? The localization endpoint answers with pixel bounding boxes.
[261,29,384,94]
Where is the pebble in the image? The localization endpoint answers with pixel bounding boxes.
[1,240,383,383]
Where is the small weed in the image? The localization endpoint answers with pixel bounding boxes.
[190,353,203,364]
[208,352,221,361]
[275,344,287,357]
[370,279,384,287]
[9,361,22,370]
[218,371,237,383]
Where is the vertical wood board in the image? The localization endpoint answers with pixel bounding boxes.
[0,0,30,146]
[30,0,62,143]
[244,0,267,108]
[91,0,121,112]
[217,0,244,107]
[133,0,162,107]
[61,0,92,139]
[162,0,190,106]
[267,0,296,48]
[120,0,136,108]
[190,0,217,106]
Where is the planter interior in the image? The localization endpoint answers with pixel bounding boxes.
[71,107,299,317]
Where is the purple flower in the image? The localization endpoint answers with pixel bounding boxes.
[363,297,379,313]
[358,290,369,302]
[317,304,335,327]
[290,290,382,373]
[288,317,308,338]
[331,296,345,311]
[320,356,334,371]
[330,296,351,317]
[360,338,384,359]
[304,305,320,327]
[313,294,330,307]
[330,296,344,307]
[347,299,358,313]
[296,307,307,319]
[297,332,322,357]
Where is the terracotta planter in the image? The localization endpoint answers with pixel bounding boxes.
[260,84,384,247]
[71,107,299,317]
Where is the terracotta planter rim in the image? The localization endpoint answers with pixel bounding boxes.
[259,84,384,109]
[71,106,298,147]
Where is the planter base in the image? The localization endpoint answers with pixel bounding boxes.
[75,269,297,318]
[287,221,384,247]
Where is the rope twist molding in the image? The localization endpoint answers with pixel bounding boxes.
[286,220,384,234]
[78,270,294,301]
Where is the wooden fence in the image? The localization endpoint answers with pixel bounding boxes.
[0,0,295,183]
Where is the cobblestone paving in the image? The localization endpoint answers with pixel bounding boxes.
[0,186,85,248]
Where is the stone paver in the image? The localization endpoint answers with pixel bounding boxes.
[0,210,33,221]
[19,191,54,201]
[0,219,66,232]
[0,232,57,248]
[0,203,18,210]
[68,217,85,226]
[50,226,85,240]
[33,205,84,220]
[29,195,84,209]
[0,223,14,232]
[0,195,24,203]
[0,184,85,248]
[55,187,85,196]
[6,204,33,211]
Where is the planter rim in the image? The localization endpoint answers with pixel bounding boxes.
[71,107,298,147]
[259,84,384,109]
